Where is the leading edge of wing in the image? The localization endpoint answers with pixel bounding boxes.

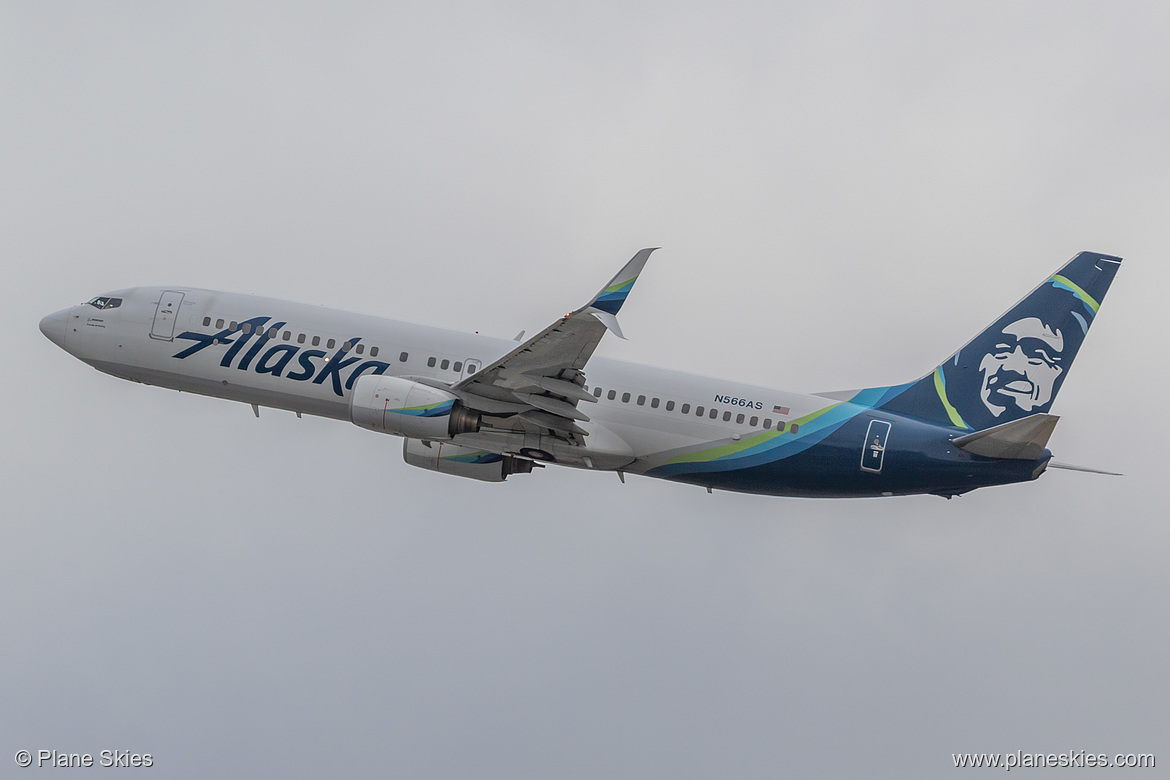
[448,248,658,438]
[452,247,658,392]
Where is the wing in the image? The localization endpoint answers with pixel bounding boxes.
[448,248,657,443]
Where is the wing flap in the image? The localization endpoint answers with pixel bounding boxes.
[513,392,591,422]
[519,410,589,437]
[523,374,598,403]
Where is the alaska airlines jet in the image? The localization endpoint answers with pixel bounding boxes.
[39,250,1121,498]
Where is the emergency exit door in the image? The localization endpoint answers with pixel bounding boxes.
[460,359,482,380]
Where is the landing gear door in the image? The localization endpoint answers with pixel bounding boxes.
[460,359,481,381]
[860,419,892,473]
[150,291,186,341]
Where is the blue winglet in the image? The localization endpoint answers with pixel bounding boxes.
[587,248,657,316]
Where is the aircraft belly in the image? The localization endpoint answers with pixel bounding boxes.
[645,410,1045,497]
[88,359,349,420]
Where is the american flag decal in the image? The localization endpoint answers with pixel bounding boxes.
[773,405,789,415]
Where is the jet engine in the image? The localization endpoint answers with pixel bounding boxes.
[403,439,537,482]
[350,374,480,440]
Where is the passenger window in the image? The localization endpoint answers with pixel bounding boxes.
[453,361,462,372]
[696,406,704,416]
[750,416,758,426]
[267,327,278,337]
[790,423,800,434]
[297,333,306,344]
[723,411,731,421]
[764,419,772,429]
[776,421,786,432]
[651,398,660,408]
[282,331,291,341]
[440,359,450,370]
[241,323,252,334]
[637,395,646,406]
[608,390,616,400]
[593,387,603,398]
[312,336,321,346]
[710,409,719,419]
[327,338,336,349]
[355,343,363,354]
[203,317,211,327]
[622,392,631,403]
[229,321,238,331]
[681,403,690,414]
[427,357,436,368]
[736,413,745,424]
[216,319,224,329]
[666,401,675,411]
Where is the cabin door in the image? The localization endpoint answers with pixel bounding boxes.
[150,291,186,341]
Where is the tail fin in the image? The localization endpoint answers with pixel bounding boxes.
[869,251,1121,430]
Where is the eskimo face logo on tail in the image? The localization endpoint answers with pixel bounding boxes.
[935,279,1091,429]
[977,317,1064,417]
[171,316,392,396]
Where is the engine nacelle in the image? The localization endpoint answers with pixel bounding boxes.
[403,439,537,483]
[349,374,480,440]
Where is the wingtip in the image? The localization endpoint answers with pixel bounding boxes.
[629,246,659,264]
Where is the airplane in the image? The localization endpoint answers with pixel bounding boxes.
[39,249,1121,498]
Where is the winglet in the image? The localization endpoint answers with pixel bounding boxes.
[586,247,658,316]
[589,310,626,339]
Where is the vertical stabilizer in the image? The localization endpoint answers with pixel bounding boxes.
[872,251,1121,430]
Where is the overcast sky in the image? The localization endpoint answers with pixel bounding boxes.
[3,1,1168,777]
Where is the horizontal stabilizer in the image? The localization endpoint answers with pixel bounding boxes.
[1048,461,1123,476]
[952,413,1059,460]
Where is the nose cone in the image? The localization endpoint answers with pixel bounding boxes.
[39,308,69,349]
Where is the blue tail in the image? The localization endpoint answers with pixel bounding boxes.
[871,251,1122,431]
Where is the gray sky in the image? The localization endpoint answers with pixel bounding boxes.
[3,2,1167,777]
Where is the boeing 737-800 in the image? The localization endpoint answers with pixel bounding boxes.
[39,249,1120,498]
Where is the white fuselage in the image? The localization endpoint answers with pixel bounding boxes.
[42,286,833,476]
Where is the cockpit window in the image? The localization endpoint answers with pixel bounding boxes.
[86,296,122,310]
